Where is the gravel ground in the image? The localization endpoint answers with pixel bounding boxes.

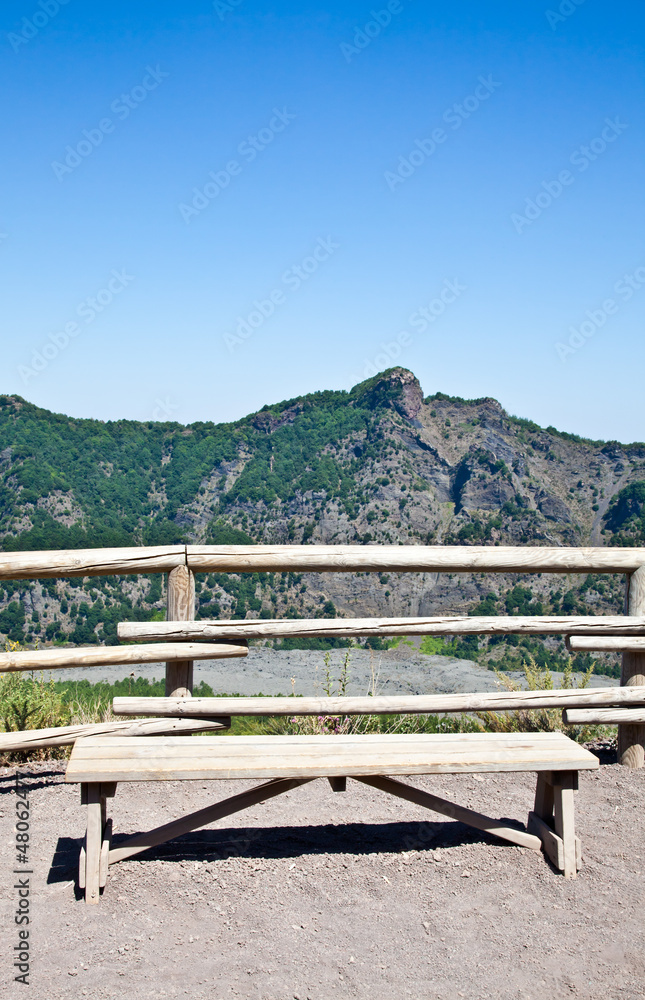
[1,757,643,1000]
[45,645,619,695]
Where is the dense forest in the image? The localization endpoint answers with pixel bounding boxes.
[1,367,645,676]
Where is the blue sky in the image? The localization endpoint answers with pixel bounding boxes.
[1,0,643,441]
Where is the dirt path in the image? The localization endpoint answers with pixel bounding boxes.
[1,759,644,999]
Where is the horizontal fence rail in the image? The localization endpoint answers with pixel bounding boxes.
[0,642,248,673]
[113,687,645,718]
[0,717,231,752]
[563,708,645,724]
[0,545,185,580]
[117,615,645,643]
[567,636,645,652]
[1,543,645,766]
[186,544,645,574]
[3,544,645,579]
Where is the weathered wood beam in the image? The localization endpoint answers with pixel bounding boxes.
[85,785,102,903]
[117,615,645,644]
[567,636,645,652]
[186,544,645,575]
[0,546,186,580]
[4,544,645,581]
[113,686,645,718]
[619,565,645,767]
[165,564,196,698]
[0,717,230,752]
[563,708,645,725]
[0,641,247,673]
[527,811,581,872]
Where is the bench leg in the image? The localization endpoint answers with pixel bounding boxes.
[80,782,116,903]
[85,784,103,904]
[99,819,112,889]
[553,772,577,879]
[328,777,347,792]
[527,771,581,878]
[533,772,554,822]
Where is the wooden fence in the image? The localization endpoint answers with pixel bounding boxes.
[1,544,644,765]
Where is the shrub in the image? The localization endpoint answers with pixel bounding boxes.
[0,641,71,762]
[473,654,603,742]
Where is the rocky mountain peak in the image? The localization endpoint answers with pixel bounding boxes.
[351,367,423,421]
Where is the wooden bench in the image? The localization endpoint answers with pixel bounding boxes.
[66,730,599,903]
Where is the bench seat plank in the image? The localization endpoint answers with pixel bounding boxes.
[66,732,599,783]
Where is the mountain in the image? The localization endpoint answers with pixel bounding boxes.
[1,368,644,675]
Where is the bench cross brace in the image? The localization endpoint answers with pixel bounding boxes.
[80,769,582,902]
[107,777,314,866]
[354,775,542,851]
[80,777,313,903]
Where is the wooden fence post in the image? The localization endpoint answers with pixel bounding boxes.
[165,564,195,698]
[619,565,645,767]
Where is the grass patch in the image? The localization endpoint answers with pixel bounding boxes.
[420,635,480,660]
[1,644,613,761]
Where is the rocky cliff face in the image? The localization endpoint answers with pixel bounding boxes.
[0,369,644,654]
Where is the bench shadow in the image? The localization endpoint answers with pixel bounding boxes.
[49,817,529,886]
[48,836,85,887]
[0,768,66,796]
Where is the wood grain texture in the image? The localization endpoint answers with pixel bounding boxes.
[117,614,645,644]
[527,811,581,871]
[0,546,185,580]
[567,636,645,652]
[165,565,196,698]
[78,843,86,890]
[533,773,554,822]
[0,717,231,752]
[85,785,102,904]
[356,774,542,851]
[619,564,645,767]
[4,543,645,581]
[65,732,599,784]
[186,544,645,574]
[0,641,247,673]
[99,819,112,888]
[563,707,645,724]
[553,773,577,878]
[113,686,645,718]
